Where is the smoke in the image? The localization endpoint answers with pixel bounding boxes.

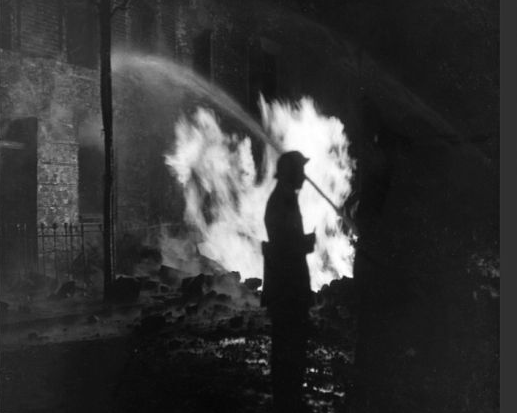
[165,97,355,290]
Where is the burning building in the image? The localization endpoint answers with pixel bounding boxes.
[1,0,494,281]
[0,0,313,279]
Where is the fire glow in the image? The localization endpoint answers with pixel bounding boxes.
[165,98,355,290]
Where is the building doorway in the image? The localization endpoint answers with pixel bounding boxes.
[0,117,38,279]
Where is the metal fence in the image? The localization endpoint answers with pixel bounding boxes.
[0,221,184,283]
[0,222,103,283]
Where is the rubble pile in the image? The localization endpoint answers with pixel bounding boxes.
[1,238,361,349]
[133,267,266,335]
[311,277,358,342]
[133,263,360,342]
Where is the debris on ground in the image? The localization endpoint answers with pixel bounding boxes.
[109,276,141,303]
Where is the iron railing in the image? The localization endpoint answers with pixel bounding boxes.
[0,222,184,283]
[0,222,103,283]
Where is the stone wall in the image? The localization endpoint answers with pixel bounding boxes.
[0,49,99,224]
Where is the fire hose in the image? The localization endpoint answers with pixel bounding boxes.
[257,130,358,236]
[303,174,358,236]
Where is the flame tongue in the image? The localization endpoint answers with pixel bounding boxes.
[165,98,355,290]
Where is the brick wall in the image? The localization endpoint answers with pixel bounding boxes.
[115,120,151,227]
[5,0,133,63]
[0,50,99,225]
[128,0,158,53]
[212,19,248,105]
[158,0,176,56]
[173,1,194,63]
[0,0,15,50]
[112,7,127,48]
[20,0,62,58]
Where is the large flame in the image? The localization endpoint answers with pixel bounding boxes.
[165,98,355,290]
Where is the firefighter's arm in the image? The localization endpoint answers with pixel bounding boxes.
[303,232,316,254]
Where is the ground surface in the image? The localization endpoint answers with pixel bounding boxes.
[0,286,354,413]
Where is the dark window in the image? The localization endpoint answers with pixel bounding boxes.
[66,0,98,68]
[0,118,38,275]
[248,39,277,113]
[132,2,155,52]
[78,145,103,221]
[193,30,212,79]
[0,118,38,225]
[0,0,13,50]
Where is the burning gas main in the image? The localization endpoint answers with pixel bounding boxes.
[112,54,355,290]
[165,98,356,291]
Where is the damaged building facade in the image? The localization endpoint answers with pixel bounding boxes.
[0,0,300,227]
[0,0,314,277]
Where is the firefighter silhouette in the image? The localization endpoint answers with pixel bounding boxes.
[262,151,315,413]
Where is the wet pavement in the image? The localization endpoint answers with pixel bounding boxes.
[1,327,353,413]
[1,291,355,413]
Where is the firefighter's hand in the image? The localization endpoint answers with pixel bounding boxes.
[305,232,316,253]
